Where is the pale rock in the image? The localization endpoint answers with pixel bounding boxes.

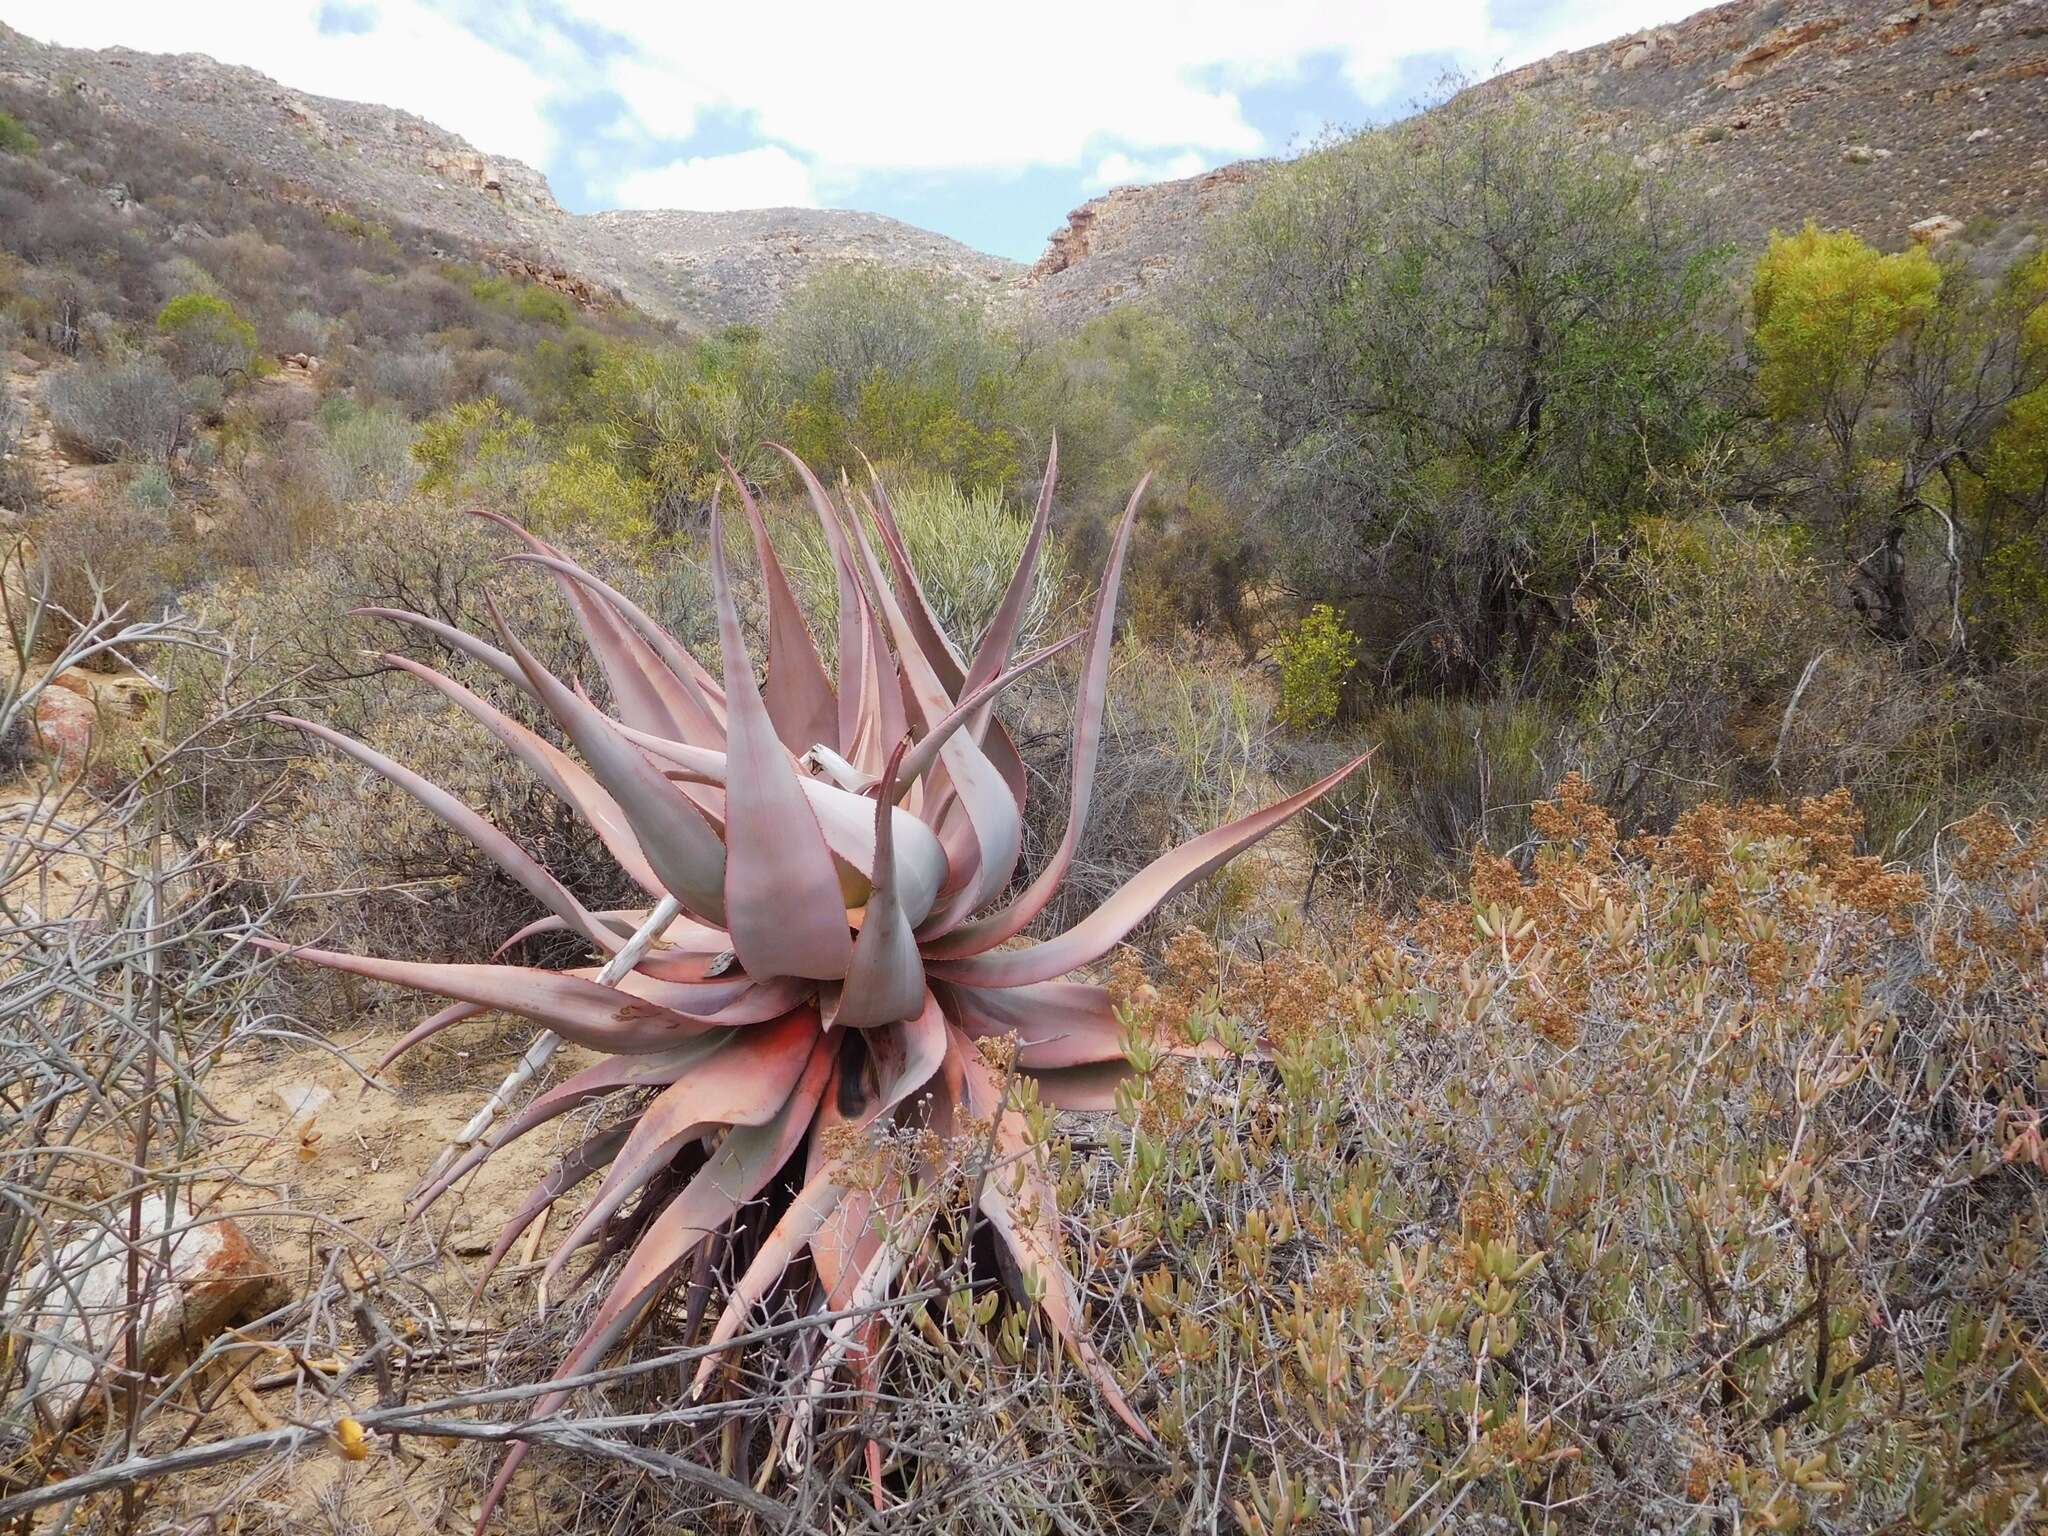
[10,1194,282,1426]
[1909,213,1967,244]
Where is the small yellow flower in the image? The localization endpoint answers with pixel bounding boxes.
[332,1417,370,1461]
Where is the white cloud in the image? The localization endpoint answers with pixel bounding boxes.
[6,0,562,167]
[1086,150,1212,190]
[3,0,1711,217]
[611,145,818,211]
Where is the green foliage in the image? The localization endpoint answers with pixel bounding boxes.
[560,329,778,521]
[413,397,544,506]
[0,110,36,156]
[155,290,259,378]
[125,463,174,512]
[316,396,418,505]
[530,432,654,540]
[1191,97,1731,691]
[1272,603,1359,729]
[469,272,575,327]
[1749,226,2048,655]
[771,264,1024,491]
[1751,223,1941,421]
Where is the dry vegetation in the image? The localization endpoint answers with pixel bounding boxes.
[1,61,2045,1536]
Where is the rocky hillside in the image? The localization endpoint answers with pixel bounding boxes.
[1021,0,2048,327]
[0,21,1015,330]
[4,0,2043,336]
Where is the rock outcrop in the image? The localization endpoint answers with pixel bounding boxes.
[1019,0,2048,328]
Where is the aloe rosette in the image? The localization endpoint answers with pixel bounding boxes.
[264,446,1364,1516]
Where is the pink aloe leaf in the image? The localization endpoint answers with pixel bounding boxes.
[830,485,1020,926]
[613,719,948,924]
[709,498,854,980]
[954,1028,1150,1441]
[503,553,726,743]
[688,1166,849,1398]
[726,466,839,753]
[929,751,1372,989]
[540,1008,822,1294]
[934,979,1127,1068]
[471,1124,633,1303]
[376,653,664,899]
[958,438,1058,698]
[922,479,1148,958]
[350,606,527,686]
[271,713,619,956]
[476,1034,833,1530]
[485,593,730,924]
[570,969,812,1025]
[411,1035,729,1212]
[857,464,966,688]
[490,909,730,964]
[471,510,706,746]
[835,744,925,1028]
[252,940,734,1055]
[893,633,1079,789]
[377,1000,484,1081]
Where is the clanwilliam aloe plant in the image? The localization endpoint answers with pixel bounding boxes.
[262,445,1364,1520]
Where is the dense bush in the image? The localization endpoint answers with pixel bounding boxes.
[1750,227,2048,658]
[0,109,36,156]
[1191,96,1731,693]
[30,493,183,630]
[42,356,189,464]
[775,467,1067,657]
[155,290,259,378]
[1001,782,2045,1534]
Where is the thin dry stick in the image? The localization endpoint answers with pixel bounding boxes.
[422,893,681,1184]
[0,1288,946,1521]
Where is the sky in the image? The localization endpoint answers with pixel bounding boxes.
[2,0,1709,261]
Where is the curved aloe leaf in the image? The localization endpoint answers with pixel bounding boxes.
[486,594,729,924]
[710,499,854,980]
[923,478,1146,958]
[476,1035,833,1529]
[930,751,1372,988]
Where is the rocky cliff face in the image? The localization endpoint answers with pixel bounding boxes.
[4,0,2042,336]
[1020,163,1263,329]
[1020,0,2048,328]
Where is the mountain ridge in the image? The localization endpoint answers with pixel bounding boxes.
[5,0,2043,335]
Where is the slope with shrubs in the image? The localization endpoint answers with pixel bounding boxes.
[1,64,2045,1536]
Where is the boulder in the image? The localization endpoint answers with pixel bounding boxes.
[1910,213,1967,244]
[9,1194,282,1427]
[31,686,96,768]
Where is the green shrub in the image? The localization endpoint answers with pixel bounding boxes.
[126,463,173,512]
[31,495,185,635]
[0,110,36,156]
[1272,603,1359,729]
[316,396,418,505]
[413,396,544,506]
[155,290,260,378]
[469,272,574,327]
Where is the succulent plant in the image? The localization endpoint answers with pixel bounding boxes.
[263,446,1363,1518]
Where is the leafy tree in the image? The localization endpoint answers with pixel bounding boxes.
[1191,96,1732,693]
[771,263,1023,491]
[1751,229,2048,655]
[569,329,778,528]
[155,291,259,379]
